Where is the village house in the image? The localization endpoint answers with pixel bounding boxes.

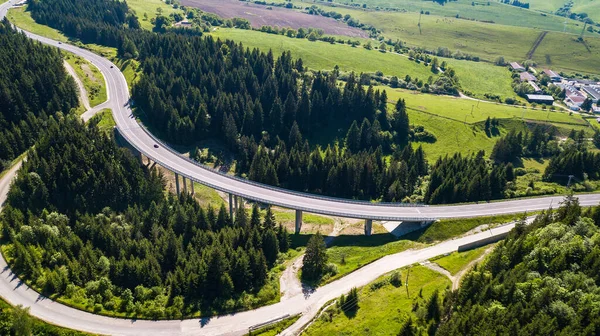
[526,94,554,104]
[543,69,561,82]
[582,86,600,103]
[510,62,526,72]
[519,72,536,82]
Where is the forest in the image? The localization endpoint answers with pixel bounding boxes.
[2,117,290,318]
[24,0,599,202]
[438,197,600,335]
[0,19,78,171]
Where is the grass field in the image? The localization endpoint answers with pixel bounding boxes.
[323,235,423,284]
[381,87,592,160]
[529,0,600,22]
[96,109,115,132]
[408,213,523,244]
[433,245,489,275]
[64,53,107,107]
[318,0,584,33]
[303,265,450,336]
[127,0,184,30]
[284,2,600,75]
[210,28,521,100]
[7,6,117,58]
[211,28,438,81]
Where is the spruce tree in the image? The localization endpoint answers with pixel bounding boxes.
[302,232,328,281]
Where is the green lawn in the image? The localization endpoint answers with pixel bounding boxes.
[408,213,523,244]
[323,235,424,284]
[64,53,107,107]
[192,183,225,207]
[433,245,489,275]
[384,87,587,125]
[303,265,450,336]
[7,6,68,41]
[96,109,115,132]
[127,0,184,30]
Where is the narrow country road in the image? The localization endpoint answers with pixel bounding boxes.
[64,60,92,111]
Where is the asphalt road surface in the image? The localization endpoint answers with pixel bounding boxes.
[4,2,600,223]
[1,1,600,335]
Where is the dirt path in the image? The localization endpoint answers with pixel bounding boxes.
[280,256,304,301]
[422,244,496,291]
[279,217,350,301]
[63,60,91,111]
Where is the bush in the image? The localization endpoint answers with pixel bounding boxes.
[390,271,402,287]
[325,263,339,276]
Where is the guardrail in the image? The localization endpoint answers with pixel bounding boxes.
[116,122,441,221]
[120,119,432,209]
[248,314,292,333]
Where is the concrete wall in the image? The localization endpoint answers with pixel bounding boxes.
[458,231,509,252]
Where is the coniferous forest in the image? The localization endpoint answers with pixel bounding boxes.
[438,198,600,335]
[0,19,78,171]
[23,0,528,205]
[2,117,290,318]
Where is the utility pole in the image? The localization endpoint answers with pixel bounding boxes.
[405,268,410,298]
[567,175,575,188]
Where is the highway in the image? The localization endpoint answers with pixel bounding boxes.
[3,2,600,222]
[0,156,525,335]
[1,0,600,335]
[3,4,600,223]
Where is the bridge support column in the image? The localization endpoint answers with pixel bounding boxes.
[364,219,373,236]
[182,176,187,194]
[190,180,195,195]
[295,210,303,234]
[229,194,234,219]
[174,173,180,194]
[234,196,238,210]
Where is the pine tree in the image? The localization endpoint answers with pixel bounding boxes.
[345,121,361,153]
[393,99,410,144]
[301,232,328,281]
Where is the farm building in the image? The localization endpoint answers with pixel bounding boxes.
[559,84,587,107]
[510,62,526,72]
[543,69,561,82]
[582,86,600,103]
[526,94,554,104]
[529,82,542,94]
[520,72,537,82]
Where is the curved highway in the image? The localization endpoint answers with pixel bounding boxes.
[3,3,598,222]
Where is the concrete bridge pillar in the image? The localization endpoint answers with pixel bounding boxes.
[295,210,303,234]
[234,196,238,210]
[174,172,180,194]
[182,176,187,194]
[190,180,195,195]
[229,194,234,219]
[364,219,373,236]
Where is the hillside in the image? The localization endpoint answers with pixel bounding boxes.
[439,197,600,334]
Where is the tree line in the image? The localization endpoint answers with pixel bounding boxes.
[2,117,290,318]
[438,197,600,335]
[0,19,78,171]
